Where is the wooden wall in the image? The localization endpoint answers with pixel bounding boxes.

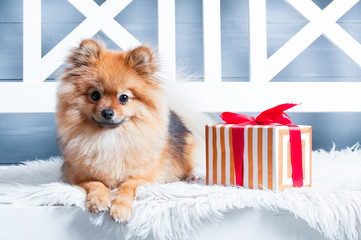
[1,0,361,163]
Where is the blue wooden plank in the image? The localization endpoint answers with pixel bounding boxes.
[267,22,307,57]
[266,0,307,23]
[221,0,249,23]
[42,0,85,23]
[220,0,249,80]
[339,23,361,45]
[312,0,333,10]
[0,113,56,136]
[0,24,22,80]
[1,112,361,163]
[114,0,157,23]
[0,113,60,164]
[0,0,22,23]
[221,23,249,80]
[338,1,361,22]
[0,135,61,164]
[175,0,203,77]
[41,23,81,57]
[176,23,204,77]
[176,0,202,23]
[289,112,361,151]
[93,0,107,6]
[120,22,158,46]
[271,35,361,81]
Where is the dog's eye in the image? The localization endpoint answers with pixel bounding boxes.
[90,91,101,101]
[118,94,129,104]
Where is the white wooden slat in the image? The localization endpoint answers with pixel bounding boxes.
[312,0,358,20]
[158,0,176,82]
[41,18,100,81]
[216,125,222,184]
[11,0,361,115]
[323,0,361,66]
[69,0,140,50]
[324,24,361,68]
[101,20,141,50]
[285,0,321,20]
[99,0,134,17]
[1,82,361,113]
[267,0,325,82]
[174,82,361,112]
[287,0,359,26]
[268,0,360,82]
[243,127,249,187]
[252,126,259,189]
[249,0,268,83]
[23,0,42,83]
[202,0,222,83]
[262,127,269,189]
[68,0,97,16]
[266,22,321,81]
[286,0,361,68]
[207,126,213,185]
[0,83,58,113]
[41,0,135,81]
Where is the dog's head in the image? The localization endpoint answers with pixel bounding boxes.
[57,39,165,130]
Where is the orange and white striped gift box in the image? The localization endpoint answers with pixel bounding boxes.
[205,124,312,192]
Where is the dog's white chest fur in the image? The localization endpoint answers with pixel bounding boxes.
[64,127,166,187]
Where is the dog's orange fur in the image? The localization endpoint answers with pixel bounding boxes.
[56,39,196,222]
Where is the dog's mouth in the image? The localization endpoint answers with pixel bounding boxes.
[91,117,125,129]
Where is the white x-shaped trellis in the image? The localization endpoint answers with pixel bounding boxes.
[2,0,361,113]
[42,0,141,81]
[13,0,175,112]
[30,0,141,82]
[250,0,361,82]
[23,0,176,84]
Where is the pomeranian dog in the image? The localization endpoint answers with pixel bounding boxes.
[56,39,200,222]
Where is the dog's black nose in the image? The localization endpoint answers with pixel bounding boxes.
[101,109,114,120]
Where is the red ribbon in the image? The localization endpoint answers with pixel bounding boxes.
[221,103,303,188]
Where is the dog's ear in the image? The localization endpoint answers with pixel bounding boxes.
[68,39,103,66]
[126,46,157,76]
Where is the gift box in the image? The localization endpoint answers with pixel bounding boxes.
[205,104,312,192]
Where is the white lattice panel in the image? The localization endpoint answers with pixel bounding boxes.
[1,0,361,113]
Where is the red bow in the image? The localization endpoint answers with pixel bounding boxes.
[220,103,298,125]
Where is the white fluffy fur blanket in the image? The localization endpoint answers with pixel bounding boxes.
[1,145,361,240]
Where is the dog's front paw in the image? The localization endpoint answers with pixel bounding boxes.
[86,191,111,213]
[110,200,132,223]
